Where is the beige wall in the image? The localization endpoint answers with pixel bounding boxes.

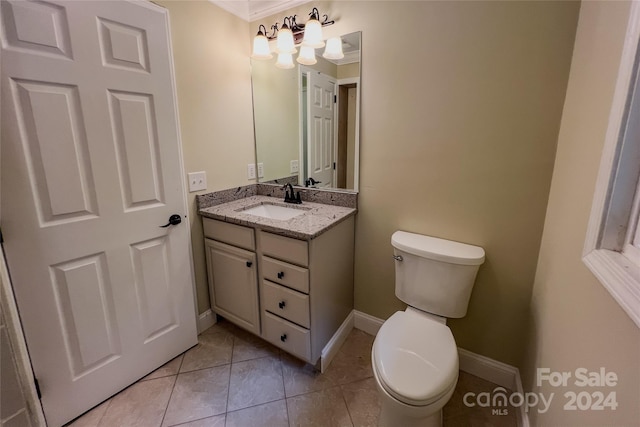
[157,0,256,313]
[161,0,580,370]
[255,0,579,366]
[523,1,640,424]
[338,62,360,80]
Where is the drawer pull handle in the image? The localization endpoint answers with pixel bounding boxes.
[278,301,286,309]
[277,271,285,279]
[280,334,287,342]
[246,261,253,268]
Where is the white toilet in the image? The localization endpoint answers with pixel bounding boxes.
[372,231,485,427]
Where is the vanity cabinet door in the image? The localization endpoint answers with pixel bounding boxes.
[205,239,259,334]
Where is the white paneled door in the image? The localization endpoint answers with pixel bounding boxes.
[0,1,197,425]
[307,70,336,187]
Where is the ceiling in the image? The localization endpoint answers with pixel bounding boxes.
[210,0,313,23]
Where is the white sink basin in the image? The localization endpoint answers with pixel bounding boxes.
[240,203,307,221]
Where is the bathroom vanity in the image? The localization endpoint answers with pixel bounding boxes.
[199,195,356,365]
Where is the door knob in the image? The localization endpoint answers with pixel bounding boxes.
[160,214,182,228]
[278,301,286,309]
[277,271,285,279]
[280,334,287,342]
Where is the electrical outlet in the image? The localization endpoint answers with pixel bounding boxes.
[187,171,207,192]
[290,160,299,174]
[257,163,264,178]
[247,163,257,179]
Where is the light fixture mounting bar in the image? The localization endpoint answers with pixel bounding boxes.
[263,8,334,44]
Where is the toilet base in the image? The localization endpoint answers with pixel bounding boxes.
[372,349,455,427]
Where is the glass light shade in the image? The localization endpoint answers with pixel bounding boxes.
[323,36,344,60]
[252,34,272,59]
[302,19,324,48]
[276,26,296,54]
[275,52,295,69]
[296,45,317,65]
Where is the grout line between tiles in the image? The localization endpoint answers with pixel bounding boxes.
[223,334,236,425]
[159,355,185,427]
[340,383,355,427]
[93,398,113,427]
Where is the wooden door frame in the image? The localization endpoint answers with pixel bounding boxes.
[336,77,360,191]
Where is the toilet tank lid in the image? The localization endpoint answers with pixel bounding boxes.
[391,231,485,265]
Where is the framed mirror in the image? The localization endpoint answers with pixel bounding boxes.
[251,31,361,191]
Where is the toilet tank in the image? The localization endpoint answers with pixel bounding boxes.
[391,231,485,318]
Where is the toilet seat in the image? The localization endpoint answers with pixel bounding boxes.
[373,310,459,407]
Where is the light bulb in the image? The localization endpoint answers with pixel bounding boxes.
[252,34,272,59]
[276,25,296,54]
[276,52,295,69]
[323,36,344,60]
[302,19,324,48]
[297,45,317,65]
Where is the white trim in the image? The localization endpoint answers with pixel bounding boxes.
[0,247,47,427]
[320,310,354,373]
[458,348,528,427]
[583,1,640,328]
[208,0,313,23]
[197,309,217,333]
[353,310,385,336]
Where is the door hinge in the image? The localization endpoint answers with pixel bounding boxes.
[334,95,337,103]
[333,162,336,170]
[0,227,3,243]
[34,377,42,399]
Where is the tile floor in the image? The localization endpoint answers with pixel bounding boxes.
[68,319,518,427]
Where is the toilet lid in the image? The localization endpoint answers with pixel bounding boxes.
[373,311,459,406]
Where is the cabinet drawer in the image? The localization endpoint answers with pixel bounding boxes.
[262,280,310,328]
[262,311,311,361]
[203,218,254,251]
[261,256,309,294]
[260,231,308,267]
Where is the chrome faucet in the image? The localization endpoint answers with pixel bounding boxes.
[282,183,302,204]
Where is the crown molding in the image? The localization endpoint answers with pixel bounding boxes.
[209,0,313,23]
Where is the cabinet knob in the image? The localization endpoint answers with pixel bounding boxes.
[280,334,287,342]
[246,261,253,268]
[277,271,285,279]
[278,301,286,309]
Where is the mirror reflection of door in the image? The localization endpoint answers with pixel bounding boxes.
[251,32,361,191]
[305,70,336,188]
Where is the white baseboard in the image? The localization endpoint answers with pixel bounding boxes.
[320,311,354,373]
[456,348,528,426]
[353,310,385,335]
[197,309,216,333]
[353,311,529,427]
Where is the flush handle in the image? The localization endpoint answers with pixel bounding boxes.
[280,334,287,342]
[393,255,403,262]
[278,301,286,309]
[277,271,285,279]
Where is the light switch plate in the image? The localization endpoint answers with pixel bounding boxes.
[247,163,256,179]
[257,163,264,179]
[290,160,299,174]
[188,171,207,192]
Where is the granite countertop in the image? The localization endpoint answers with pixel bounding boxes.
[198,195,356,240]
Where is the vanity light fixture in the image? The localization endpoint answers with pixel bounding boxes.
[251,7,336,67]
